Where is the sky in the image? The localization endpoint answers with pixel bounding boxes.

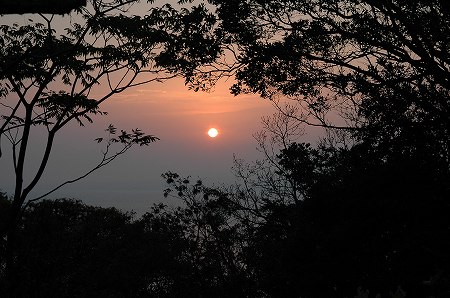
[0,1,323,215]
[0,74,279,214]
[52,79,277,213]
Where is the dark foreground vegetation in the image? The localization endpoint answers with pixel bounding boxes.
[1,0,450,296]
[1,135,449,297]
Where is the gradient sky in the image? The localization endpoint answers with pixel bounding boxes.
[0,2,323,215]
[0,74,279,214]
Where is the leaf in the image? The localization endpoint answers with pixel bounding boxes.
[106,124,116,134]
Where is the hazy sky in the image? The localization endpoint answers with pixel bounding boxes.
[0,1,320,215]
[0,74,278,214]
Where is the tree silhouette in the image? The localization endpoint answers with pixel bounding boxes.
[191,0,450,164]
[3,193,260,297]
[0,0,219,289]
[2,1,450,296]
[1,0,86,14]
[3,198,180,297]
[245,142,450,297]
[173,2,450,295]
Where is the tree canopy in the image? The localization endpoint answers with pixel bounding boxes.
[169,0,450,295]
[0,0,219,289]
[191,0,450,166]
[1,0,450,297]
[1,0,87,14]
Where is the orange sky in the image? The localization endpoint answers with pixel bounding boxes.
[0,6,281,214]
[81,78,277,210]
[0,75,279,213]
[0,2,324,214]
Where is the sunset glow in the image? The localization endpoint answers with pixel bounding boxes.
[208,128,219,138]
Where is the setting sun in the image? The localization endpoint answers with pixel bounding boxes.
[207,128,219,138]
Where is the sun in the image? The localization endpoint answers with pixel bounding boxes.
[207,128,219,138]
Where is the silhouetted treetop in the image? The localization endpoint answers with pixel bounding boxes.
[2,1,450,297]
[207,0,450,96]
[0,0,86,14]
[0,1,223,291]
[185,0,450,168]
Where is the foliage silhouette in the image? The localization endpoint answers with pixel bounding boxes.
[247,143,450,297]
[1,195,261,297]
[2,0,450,297]
[184,0,450,167]
[1,0,86,14]
[174,2,450,294]
[0,0,219,290]
[2,144,450,297]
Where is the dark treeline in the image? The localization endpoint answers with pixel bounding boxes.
[1,0,450,296]
[1,134,449,297]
